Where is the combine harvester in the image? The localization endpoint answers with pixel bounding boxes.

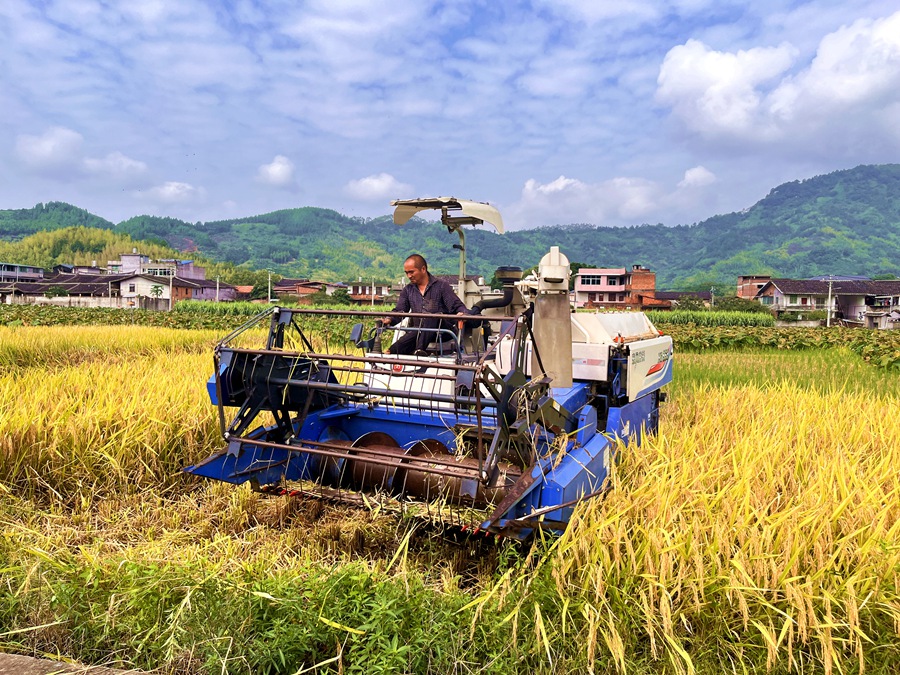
[185,198,673,538]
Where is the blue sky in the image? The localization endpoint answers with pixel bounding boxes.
[2,0,899,229]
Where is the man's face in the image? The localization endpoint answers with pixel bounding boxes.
[404,259,427,286]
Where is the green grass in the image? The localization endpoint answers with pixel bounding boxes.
[673,347,900,396]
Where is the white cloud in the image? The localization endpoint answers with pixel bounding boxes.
[508,174,663,228]
[15,126,85,173]
[678,165,717,188]
[657,39,797,141]
[83,151,148,179]
[657,11,900,157]
[344,173,413,201]
[507,167,727,228]
[14,127,147,184]
[256,155,296,188]
[141,181,206,204]
[4,1,899,229]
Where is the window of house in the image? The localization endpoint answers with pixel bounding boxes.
[580,275,602,286]
[761,296,773,305]
[789,295,798,304]
[128,284,136,293]
[801,297,808,305]
[588,293,596,301]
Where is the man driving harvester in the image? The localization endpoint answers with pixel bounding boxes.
[380,254,467,355]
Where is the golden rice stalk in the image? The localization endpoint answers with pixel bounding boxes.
[546,379,900,673]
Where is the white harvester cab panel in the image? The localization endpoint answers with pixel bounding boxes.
[625,336,674,401]
[570,312,658,343]
[494,311,672,392]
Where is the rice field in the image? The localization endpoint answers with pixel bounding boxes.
[0,325,898,674]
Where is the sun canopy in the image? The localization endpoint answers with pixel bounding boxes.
[391,197,505,234]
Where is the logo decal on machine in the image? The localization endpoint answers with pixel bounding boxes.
[646,347,672,374]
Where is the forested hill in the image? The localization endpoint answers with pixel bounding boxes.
[2,164,900,289]
[0,202,114,239]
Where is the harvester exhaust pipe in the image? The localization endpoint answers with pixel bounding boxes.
[532,247,573,388]
[473,266,522,313]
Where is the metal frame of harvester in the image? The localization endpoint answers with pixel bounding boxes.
[184,198,673,539]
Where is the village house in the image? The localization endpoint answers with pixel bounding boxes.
[273,279,347,304]
[0,261,44,284]
[1,273,130,307]
[736,275,772,299]
[118,275,237,305]
[1,272,236,309]
[107,250,205,280]
[52,263,106,275]
[573,265,670,310]
[347,280,393,304]
[754,278,900,328]
[233,285,255,301]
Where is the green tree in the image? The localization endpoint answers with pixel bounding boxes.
[44,285,69,297]
[330,288,352,305]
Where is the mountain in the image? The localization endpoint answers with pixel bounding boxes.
[3,164,900,289]
[0,202,115,240]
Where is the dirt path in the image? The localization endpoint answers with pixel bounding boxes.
[0,653,145,674]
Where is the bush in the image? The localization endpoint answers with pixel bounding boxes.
[779,310,827,322]
[712,295,773,314]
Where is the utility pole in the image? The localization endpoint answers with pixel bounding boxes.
[267,271,272,302]
[710,286,716,308]
[169,274,174,311]
[371,276,375,308]
[826,276,834,327]
[216,276,220,302]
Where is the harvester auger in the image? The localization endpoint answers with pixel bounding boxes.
[184,198,673,538]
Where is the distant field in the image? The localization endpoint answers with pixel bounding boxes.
[3,304,899,369]
[0,327,898,674]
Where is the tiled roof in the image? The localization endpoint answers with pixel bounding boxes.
[172,277,235,290]
[655,291,712,301]
[0,273,132,296]
[638,296,672,308]
[763,279,900,296]
[869,280,900,295]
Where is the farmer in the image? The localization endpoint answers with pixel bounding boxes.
[380,254,467,355]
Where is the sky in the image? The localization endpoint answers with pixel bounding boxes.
[2,0,900,230]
